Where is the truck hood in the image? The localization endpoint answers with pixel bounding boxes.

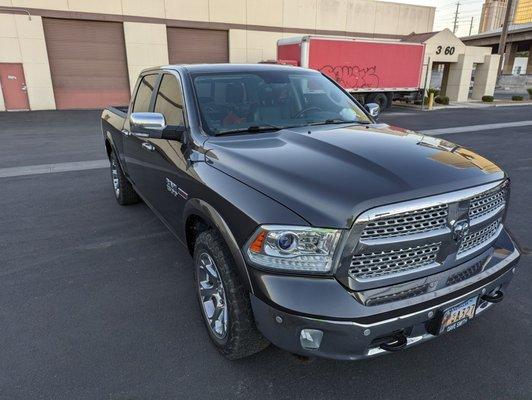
[204,124,505,228]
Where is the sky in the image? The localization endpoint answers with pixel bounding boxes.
[380,0,485,37]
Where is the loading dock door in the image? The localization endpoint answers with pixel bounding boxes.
[43,18,130,109]
[167,27,228,64]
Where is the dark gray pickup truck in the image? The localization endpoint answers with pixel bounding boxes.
[101,64,520,360]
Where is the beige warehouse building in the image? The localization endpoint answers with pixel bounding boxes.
[0,0,435,111]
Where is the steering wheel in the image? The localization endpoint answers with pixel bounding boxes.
[294,106,323,119]
[204,104,222,114]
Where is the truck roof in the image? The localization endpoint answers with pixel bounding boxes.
[141,63,316,75]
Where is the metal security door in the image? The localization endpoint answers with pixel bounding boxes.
[0,63,30,111]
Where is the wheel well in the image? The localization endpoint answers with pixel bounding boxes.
[105,139,113,159]
[185,214,211,255]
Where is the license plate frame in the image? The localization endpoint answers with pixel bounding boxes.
[437,296,478,335]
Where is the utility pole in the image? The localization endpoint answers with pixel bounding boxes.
[453,2,460,34]
[497,0,514,80]
[469,17,474,36]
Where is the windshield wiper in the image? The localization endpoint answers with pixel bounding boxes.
[215,123,282,136]
[308,119,371,126]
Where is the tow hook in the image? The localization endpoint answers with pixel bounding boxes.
[481,290,504,303]
[379,333,408,352]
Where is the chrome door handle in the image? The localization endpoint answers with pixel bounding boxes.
[141,142,155,151]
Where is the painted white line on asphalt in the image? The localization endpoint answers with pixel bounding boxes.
[0,159,108,178]
[381,112,417,116]
[420,120,532,136]
[2,119,532,178]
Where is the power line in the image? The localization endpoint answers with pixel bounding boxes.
[436,0,482,10]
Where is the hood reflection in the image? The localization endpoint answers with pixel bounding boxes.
[357,124,501,174]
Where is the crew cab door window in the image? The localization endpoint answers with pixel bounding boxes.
[124,74,158,196]
[132,74,158,113]
[154,74,185,125]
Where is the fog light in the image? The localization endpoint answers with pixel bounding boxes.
[300,329,323,350]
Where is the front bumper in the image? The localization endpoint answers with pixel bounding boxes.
[249,229,521,360]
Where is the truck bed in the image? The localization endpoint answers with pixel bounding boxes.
[101,106,127,132]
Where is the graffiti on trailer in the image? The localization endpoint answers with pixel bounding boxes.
[318,65,380,89]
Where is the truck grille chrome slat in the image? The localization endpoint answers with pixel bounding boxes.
[350,242,441,280]
[345,181,507,285]
[360,204,448,239]
[458,218,501,254]
[469,187,506,220]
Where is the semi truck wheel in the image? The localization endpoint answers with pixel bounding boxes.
[366,92,388,109]
[193,230,269,359]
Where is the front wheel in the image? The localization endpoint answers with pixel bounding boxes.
[193,230,269,359]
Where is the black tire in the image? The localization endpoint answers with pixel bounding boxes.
[366,92,388,110]
[109,151,140,206]
[385,92,394,108]
[193,230,269,359]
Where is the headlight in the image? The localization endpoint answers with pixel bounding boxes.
[245,225,342,273]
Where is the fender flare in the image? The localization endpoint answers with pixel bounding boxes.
[103,134,129,176]
[183,198,254,293]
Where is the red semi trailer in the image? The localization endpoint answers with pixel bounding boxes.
[277,35,426,109]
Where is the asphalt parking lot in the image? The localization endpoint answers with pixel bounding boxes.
[1,105,531,399]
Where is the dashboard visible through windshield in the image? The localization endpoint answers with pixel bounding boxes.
[191,70,371,135]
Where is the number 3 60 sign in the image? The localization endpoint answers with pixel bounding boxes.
[436,46,456,55]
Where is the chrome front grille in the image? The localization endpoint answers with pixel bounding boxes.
[459,218,501,254]
[345,180,508,286]
[469,186,506,220]
[360,204,448,239]
[350,242,440,280]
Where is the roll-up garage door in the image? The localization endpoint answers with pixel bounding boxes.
[167,27,228,64]
[43,18,130,109]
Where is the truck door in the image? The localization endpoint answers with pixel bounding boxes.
[125,72,190,232]
[143,73,191,232]
[123,73,161,200]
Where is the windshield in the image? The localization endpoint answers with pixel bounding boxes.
[191,70,372,135]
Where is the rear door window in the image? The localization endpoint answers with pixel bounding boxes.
[132,74,158,113]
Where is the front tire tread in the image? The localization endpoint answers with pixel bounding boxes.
[194,230,269,359]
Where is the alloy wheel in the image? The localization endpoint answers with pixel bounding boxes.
[197,252,228,339]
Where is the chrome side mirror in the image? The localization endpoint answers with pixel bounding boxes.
[364,103,380,118]
[130,112,166,138]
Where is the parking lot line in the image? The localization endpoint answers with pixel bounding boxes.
[419,120,532,136]
[1,119,531,179]
[0,159,108,178]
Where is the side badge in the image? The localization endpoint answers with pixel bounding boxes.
[166,178,188,199]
